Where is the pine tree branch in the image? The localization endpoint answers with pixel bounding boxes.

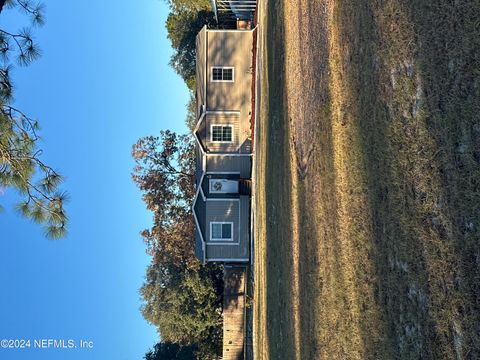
[0,29,32,61]
[0,0,7,14]
[3,147,59,205]
[16,0,45,26]
[2,104,39,140]
[17,0,37,15]
[0,0,67,236]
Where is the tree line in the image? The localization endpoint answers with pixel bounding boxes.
[132,1,222,359]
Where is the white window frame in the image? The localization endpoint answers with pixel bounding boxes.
[210,124,234,143]
[210,66,235,82]
[210,222,234,242]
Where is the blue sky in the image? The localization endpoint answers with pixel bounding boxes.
[0,1,189,359]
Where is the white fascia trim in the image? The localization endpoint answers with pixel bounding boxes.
[207,27,258,33]
[194,131,205,157]
[193,105,206,156]
[192,166,207,203]
[200,181,206,201]
[194,132,204,158]
[192,171,207,264]
[192,207,206,264]
[206,153,253,157]
[206,198,240,202]
[204,27,207,108]
[207,258,250,262]
[206,242,240,246]
[194,106,206,134]
[251,24,260,267]
[206,110,240,115]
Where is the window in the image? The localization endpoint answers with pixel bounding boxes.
[210,222,233,241]
[211,67,234,82]
[211,125,233,142]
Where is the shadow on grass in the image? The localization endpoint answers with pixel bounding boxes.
[409,1,480,357]
[334,0,480,358]
[261,0,297,358]
[290,1,339,359]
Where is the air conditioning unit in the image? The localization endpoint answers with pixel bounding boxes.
[209,179,239,193]
[212,180,224,192]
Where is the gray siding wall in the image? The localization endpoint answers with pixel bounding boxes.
[205,113,240,153]
[205,200,240,243]
[206,30,253,154]
[195,228,204,261]
[240,195,250,253]
[195,29,253,263]
[206,31,253,115]
[196,30,253,155]
[206,240,249,260]
[195,144,203,185]
[206,156,252,178]
[194,195,206,236]
[205,196,250,260]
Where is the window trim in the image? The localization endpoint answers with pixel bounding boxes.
[210,124,234,143]
[210,66,235,82]
[210,222,234,242]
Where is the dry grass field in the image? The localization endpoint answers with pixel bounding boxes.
[253,0,480,359]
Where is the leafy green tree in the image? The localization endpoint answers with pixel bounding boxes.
[185,92,196,132]
[164,0,214,90]
[166,9,215,90]
[144,341,197,360]
[141,263,223,359]
[163,0,213,137]
[165,0,211,13]
[0,0,68,238]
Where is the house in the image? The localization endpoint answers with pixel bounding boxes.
[192,4,257,360]
[192,22,256,264]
